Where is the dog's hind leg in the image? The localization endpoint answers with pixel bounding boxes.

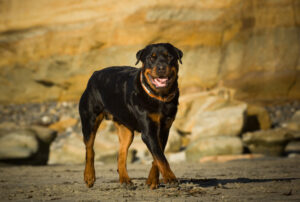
[79,93,104,188]
[114,122,134,185]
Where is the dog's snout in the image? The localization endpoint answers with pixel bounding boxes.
[157,65,165,71]
[157,65,167,75]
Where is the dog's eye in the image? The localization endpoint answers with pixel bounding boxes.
[149,54,157,62]
[168,55,173,61]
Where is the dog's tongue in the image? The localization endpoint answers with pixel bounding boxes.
[153,78,168,87]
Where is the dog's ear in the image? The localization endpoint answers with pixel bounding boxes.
[135,48,145,65]
[174,47,183,64]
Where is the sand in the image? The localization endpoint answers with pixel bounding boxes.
[1,156,299,201]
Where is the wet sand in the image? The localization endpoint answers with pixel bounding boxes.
[1,157,299,201]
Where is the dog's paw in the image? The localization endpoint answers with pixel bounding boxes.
[120,176,133,185]
[162,174,178,186]
[84,169,95,188]
[146,176,159,190]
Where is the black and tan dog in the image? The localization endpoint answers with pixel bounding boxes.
[79,43,183,189]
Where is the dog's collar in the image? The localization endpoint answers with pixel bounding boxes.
[139,71,177,102]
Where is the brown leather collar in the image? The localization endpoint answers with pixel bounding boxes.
[140,71,177,102]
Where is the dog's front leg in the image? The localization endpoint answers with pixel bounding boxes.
[141,122,177,187]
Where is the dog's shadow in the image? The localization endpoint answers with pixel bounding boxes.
[177,177,297,187]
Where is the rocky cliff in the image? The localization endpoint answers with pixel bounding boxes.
[0,0,299,104]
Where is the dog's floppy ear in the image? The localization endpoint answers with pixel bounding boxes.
[135,48,145,65]
[174,47,183,64]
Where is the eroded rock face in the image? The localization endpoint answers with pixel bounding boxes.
[0,0,299,104]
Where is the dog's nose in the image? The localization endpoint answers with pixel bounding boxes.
[157,65,166,75]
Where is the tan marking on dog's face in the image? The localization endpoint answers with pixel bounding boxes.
[148,113,162,124]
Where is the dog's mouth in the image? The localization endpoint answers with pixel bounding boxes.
[149,76,169,88]
[143,68,177,90]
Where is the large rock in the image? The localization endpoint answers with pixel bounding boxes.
[48,120,147,164]
[0,0,299,104]
[174,89,237,133]
[0,129,38,159]
[185,136,243,162]
[285,141,300,156]
[165,129,182,153]
[48,121,119,164]
[48,132,86,164]
[242,128,295,156]
[191,103,247,140]
[0,122,57,164]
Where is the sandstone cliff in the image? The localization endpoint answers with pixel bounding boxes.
[0,0,299,104]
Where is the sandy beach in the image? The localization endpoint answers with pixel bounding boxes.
[1,156,299,201]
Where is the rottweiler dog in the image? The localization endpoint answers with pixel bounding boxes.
[79,43,183,189]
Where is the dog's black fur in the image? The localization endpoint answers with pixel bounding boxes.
[79,43,183,189]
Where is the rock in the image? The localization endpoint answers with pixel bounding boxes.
[199,154,264,163]
[0,122,19,135]
[285,141,300,155]
[30,125,57,143]
[48,120,120,164]
[167,151,186,163]
[185,136,243,162]
[191,103,247,140]
[245,105,272,131]
[48,129,141,164]
[0,123,57,164]
[48,132,85,164]
[281,110,300,131]
[48,118,78,132]
[40,115,53,126]
[0,130,38,159]
[242,128,294,156]
[174,92,233,133]
[165,129,182,153]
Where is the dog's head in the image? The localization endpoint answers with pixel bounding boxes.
[136,43,183,95]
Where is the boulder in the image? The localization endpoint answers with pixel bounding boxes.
[48,132,85,164]
[185,136,243,162]
[167,151,186,163]
[165,129,182,153]
[48,129,143,165]
[0,122,57,164]
[174,89,241,133]
[242,128,294,156]
[0,129,38,159]
[285,141,300,155]
[48,120,119,164]
[191,103,247,140]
